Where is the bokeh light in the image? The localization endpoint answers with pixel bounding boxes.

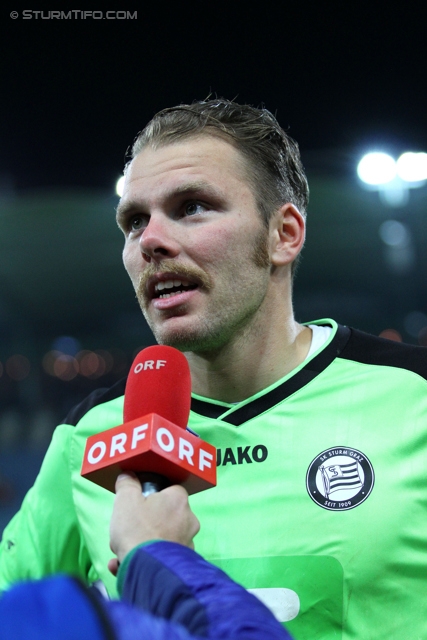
[379,329,402,342]
[357,152,396,185]
[42,350,62,376]
[6,355,31,381]
[396,152,427,182]
[78,350,106,378]
[53,355,79,381]
[116,175,125,197]
[379,220,410,247]
[41,347,122,380]
[52,336,81,356]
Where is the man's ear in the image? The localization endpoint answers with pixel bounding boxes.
[270,203,306,267]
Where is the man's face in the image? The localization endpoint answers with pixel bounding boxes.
[117,135,273,352]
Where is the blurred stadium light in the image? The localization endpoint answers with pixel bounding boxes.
[116,175,125,197]
[357,150,427,207]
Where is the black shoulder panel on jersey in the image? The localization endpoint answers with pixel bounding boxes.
[62,377,127,427]
[191,324,352,424]
[340,328,427,380]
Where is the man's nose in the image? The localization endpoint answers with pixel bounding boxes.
[139,214,180,263]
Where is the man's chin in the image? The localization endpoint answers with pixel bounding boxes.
[152,330,206,352]
[149,322,222,354]
[142,308,225,353]
[144,317,195,351]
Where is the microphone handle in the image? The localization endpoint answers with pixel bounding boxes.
[136,472,171,497]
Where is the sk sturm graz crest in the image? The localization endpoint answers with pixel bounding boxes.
[306,446,374,511]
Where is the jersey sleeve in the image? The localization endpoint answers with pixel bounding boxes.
[0,423,92,591]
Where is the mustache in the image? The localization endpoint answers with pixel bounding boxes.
[136,262,213,301]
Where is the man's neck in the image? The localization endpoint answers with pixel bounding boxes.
[186,318,312,403]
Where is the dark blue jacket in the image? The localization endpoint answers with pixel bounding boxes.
[0,541,292,639]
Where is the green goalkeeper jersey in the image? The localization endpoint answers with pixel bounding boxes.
[1,320,427,639]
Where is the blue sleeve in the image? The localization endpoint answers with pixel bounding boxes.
[0,574,193,640]
[118,541,293,640]
[0,575,116,640]
[0,544,293,640]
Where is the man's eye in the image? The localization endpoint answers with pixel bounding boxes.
[130,215,145,230]
[184,202,206,216]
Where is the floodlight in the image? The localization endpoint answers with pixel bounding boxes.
[357,152,396,185]
[396,152,427,183]
[116,175,125,197]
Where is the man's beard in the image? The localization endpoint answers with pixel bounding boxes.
[135,226,271,350]
[252,225,270,269]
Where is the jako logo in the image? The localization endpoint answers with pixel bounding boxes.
[217,445,268,466]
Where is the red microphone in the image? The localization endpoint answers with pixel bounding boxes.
[81,346,216,496]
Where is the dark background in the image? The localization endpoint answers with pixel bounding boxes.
[1,4,426,528]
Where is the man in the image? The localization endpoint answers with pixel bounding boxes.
[0,473,291,639]
[1,99,427,639]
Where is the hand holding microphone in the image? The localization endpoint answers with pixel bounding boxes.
[108,473,200,575]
